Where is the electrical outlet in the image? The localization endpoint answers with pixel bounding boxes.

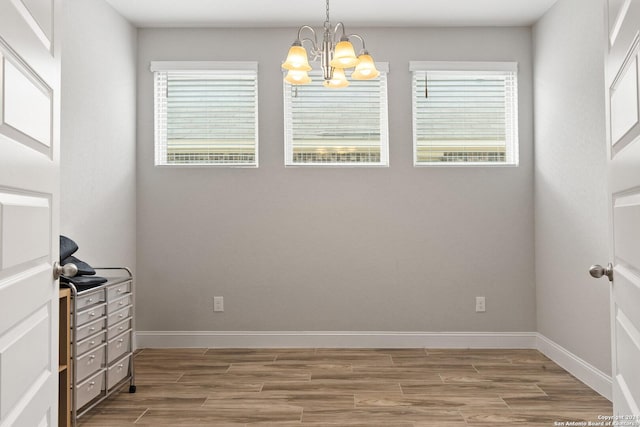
[213,296,224,312]
[475,296,486,313]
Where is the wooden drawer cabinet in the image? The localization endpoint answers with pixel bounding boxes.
[59,288,71,427]
[65,268,136,426]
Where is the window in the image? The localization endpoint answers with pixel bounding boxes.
[151,61,258,166]
[283,64,389,166]
[411,61,518,166]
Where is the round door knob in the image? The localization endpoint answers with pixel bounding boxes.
[53,261,78,279]
[589,263,613,282]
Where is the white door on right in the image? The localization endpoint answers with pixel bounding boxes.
[603,0,640,421]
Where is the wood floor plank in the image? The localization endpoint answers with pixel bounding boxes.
[76,407,146,426]
[399,382,546,398]
[134,359,230,373]
[76,348,612,426]
[413,421,468,427]
[355,393,509,410]
[123,371,183,384]
[263,379,403,393]
[502,395,613,412]
[274,353,394,366]
[461,409,610,426]
[205,390,356,410]
[474,362,566,375]
[301,407,467,423]
[136,407,302,424]
[97,394,207,409]
[179,370,312,383]
[127,381,263,396]
[314,366,443,382]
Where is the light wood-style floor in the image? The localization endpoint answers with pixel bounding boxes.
[78,348,612,426]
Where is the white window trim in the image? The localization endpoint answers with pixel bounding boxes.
[410,61,519,168]
[151,61,259,168]
[283,62,390,168]
[150,61,258,72]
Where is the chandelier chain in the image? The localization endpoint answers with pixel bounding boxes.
[326,0,330,23]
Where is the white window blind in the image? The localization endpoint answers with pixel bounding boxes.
[283,65,389,166]
[152,61,258,166]
[411,62,518,166]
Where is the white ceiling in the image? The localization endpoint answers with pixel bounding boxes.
[105,0,559,28]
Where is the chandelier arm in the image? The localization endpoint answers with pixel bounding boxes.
[347,33,367,53]
[333,22,348,42]
[300,37,319,56]
[296,25,318,49]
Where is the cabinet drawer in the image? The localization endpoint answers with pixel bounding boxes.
[108,330,131,363]
[107,294,131,314]
[107,282,131,301]
[76,318,106,342]
[108,306,131,326]
[76,370,105,410]
[76,331,106,356]
[76,304,106,327]
[107,355,131,390]
[75,290,105,311]
[76,345,106,382]
[107,319,131,340]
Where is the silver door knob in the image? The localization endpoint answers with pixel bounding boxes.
[53,261,78,279]
[589,263,613,282]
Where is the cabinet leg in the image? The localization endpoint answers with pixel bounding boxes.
[129,385,136,393]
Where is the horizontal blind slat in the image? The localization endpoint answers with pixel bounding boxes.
[284,69,388,165]
[154,68,258,166]
[412,67,517,165]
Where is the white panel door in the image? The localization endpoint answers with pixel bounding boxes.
[0,0,62,426]
[603,0,640,421]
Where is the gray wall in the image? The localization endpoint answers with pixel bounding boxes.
[533,0,611,374]
[136,27,535,332]
[61,0,137,271]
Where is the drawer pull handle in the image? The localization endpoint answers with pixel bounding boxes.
[118,302,125,306]
[88,381,95,387]
[117,339,124,343]
[89,355,96,360]
[89,312,95,317]
[117,288,123,293]
[89,341,95,345]
[89,327,95,332]
[118,364,124,369]
[118,326,124,331]
[87,298,93,303]
[118,314,124,318]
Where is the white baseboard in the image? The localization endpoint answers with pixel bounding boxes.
[135,330,537,349]
[536,333,612,400]
[134,330,612,400]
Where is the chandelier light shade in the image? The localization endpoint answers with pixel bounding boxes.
[323,67,349,88]
[351,53,380,80]
[282,44,312,71]
[282,0,379,88]
[330,39,359,68]
[285,69,312,84]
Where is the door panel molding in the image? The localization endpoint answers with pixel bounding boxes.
[0,192,50,270]
[609,31,640,154]
[9,0,52,52]
[0,41,53,157]
[0,303,51,420]
[610,0,633,45]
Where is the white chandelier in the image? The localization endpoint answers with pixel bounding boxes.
[281,0,380,88]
